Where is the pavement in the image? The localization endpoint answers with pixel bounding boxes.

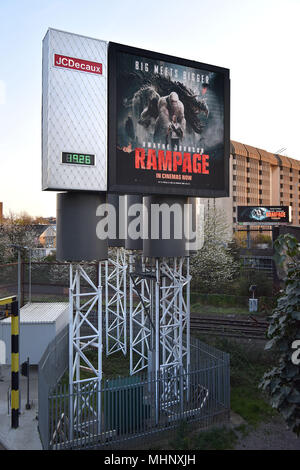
[0,364,42,450]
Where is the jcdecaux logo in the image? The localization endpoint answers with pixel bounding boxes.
[54,53,102,75]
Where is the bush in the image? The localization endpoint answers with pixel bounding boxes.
[232,269,274,297]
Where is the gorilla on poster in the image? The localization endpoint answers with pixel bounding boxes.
[115,51,227,193]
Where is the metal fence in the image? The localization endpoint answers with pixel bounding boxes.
[40,336,230,450]
[38,325,69,450]
[0,261,99,305]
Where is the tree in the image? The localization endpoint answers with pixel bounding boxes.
[0,215,38,263]
[260,234,300,435]
[190,205,239,292]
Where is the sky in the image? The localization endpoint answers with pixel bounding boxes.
[0,0,299,217]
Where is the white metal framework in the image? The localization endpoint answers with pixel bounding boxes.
[129,253,152,375]
[159,257,190,374]
[68,263,103,439]
[129,256,190,382]
[105,248,127,357]
[128,256,191,420]
[68,254,192,433]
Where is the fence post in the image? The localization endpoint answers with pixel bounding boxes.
[20,256,25,308]
[180,365,184,417]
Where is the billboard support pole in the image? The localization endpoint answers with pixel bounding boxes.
[69,263,104,439]
[105,247,127,357]
[128,256,191,420]
[247,225,251,249]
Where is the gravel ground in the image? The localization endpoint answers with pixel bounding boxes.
[234,416,300,450]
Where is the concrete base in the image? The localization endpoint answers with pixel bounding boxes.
[0,365,42,450]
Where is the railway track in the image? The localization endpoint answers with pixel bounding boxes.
[190,314,269,340]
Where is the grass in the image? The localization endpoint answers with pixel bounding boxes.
[231,385,275,426]
[168,421,238,450]
[195,334,277,427]
[157,335,278,450]
[191,303,250,316]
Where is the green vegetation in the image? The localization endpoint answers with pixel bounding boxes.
[169,422,237,450]
[191,303,249,316]
[154,335,278,450]
[195,334,277,428]
[260,234,300,435]
[231,386,274,426]
[190,291,274,315]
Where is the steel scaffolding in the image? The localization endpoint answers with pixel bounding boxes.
[68,263,103,440]
[68,254,191,432]
[129,253,152,375]
[129,256,190,373]
[105,248,127,357]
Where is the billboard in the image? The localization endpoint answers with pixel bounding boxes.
[237,206,292,224]
[108,43,230,197]
[42,28,108,191]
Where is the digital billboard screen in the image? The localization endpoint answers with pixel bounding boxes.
[108,43,230,197]
[237,206,292,224]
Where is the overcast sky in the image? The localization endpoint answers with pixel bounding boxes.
[0,0,299,217]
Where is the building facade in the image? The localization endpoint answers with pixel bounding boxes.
[201,140,300,237]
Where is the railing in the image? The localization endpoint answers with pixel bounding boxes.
[41,337,230,450]
[38,325,69,450]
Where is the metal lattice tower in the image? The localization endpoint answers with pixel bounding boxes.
[129,256,191,376]
[129,253,152,375]
[105,247,127,357]
[159,257,190,374]
[68,263,103,440]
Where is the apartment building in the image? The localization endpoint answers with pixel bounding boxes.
[201,140,300,237]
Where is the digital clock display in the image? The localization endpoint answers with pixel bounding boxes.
[62,152,95,166]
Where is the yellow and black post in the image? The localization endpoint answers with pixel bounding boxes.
[11,299,19,428]
[0,296,19,428]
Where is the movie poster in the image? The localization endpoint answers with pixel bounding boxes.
[237,206,291,224]
[112,48,229,196]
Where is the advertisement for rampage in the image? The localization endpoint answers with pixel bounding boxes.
[237,206,292,224]
[109,44,230,197]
